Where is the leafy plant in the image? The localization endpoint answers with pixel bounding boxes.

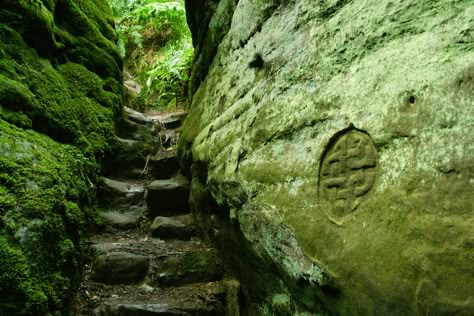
[108,0,193,110]
[143,39,193,107]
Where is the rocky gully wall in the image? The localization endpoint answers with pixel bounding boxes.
[0,0,122,315]
[179,0,474,315]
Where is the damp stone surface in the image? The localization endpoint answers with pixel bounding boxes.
[180,0,474,314]
[319,130,377,219]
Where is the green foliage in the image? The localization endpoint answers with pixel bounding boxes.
[108,0,193,110]
[142,40,193,108]
[128,1,188,42]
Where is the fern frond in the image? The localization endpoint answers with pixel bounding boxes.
[108,0,193,109]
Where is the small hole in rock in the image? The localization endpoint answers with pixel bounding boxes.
[249,53,264,69]
[409,96,415,104]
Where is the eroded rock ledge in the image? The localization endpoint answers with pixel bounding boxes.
[180,0,474,314]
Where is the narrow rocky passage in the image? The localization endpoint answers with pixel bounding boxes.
[74,108,239,315]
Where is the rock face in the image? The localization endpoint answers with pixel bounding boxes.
[180,0,474,315]
[0,0,122,314]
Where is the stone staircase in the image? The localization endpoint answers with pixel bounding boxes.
[74,108,239,315]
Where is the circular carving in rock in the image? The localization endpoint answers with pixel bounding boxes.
[319,130,377,219]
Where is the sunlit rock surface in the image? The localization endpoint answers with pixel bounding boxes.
[180,0,474,314]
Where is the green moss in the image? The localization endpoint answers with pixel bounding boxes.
[0,118,99,315]
[0,1,58,59]
[0,1,122,314]
[0,106,32,129]
[0,236,48,315]
[271,294,296,316]
[0,25,119,161]
[74,0,116,42]
[159,249,223,283]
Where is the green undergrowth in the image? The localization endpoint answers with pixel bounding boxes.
[109,0,193,110]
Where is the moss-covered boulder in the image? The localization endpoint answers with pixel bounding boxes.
[0,0,122,314]
[180,0,474,315]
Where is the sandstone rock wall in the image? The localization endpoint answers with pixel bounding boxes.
[180,0,474,314]
[0,0,122,314]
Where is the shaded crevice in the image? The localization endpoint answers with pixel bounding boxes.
[318,0,352,19]
[239,24,262,49]
[186,0,238,97]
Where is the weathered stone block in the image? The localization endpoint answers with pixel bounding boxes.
[150,151,180,180]
[147,178,190,216]
[149,249,223,287]
[100,178,145,211]
[91,244,150,284]
[150,216,195,240]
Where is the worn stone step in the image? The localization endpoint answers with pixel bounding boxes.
[99,210,144,230]
[159,116,183,130]
[87,233,222,287]
[125,107,153,127]
[117,118,158,143]
[150,214,196,240]
[103,137,157,177]
[148,248,223,287]
[150,150,180,180]
[122,168,148,180]
[99,178,146,210]
[150,112,186,130]
[92,281,239,316]
[90,243,150,284]
[147,177,190,217]
[95,303,218,316]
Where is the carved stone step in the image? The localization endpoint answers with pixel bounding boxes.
[104,137,156,176]
[150,215,196,240]
[86,236,222,287]
[159,129,180,148]
[99,178,145,211]
[122,168,147,180]
[90,243,150,284]
[147,177,190,217]
[93,281,239,316]
[148,248,223,287]
[150,150,179,180]
[150,112,186,130]
[159,116,183,130]
[99,210,144,230]
[117,118,158,143]
[95,303,220,316]
[125,107,153,127]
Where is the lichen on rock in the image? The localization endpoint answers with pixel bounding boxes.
[180,0,474,314]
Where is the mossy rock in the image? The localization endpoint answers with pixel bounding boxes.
[0,0,123,314]
[181,0,474,314]
[0,119,99,315]
[0,0,122,156]
[152,249,224,286]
